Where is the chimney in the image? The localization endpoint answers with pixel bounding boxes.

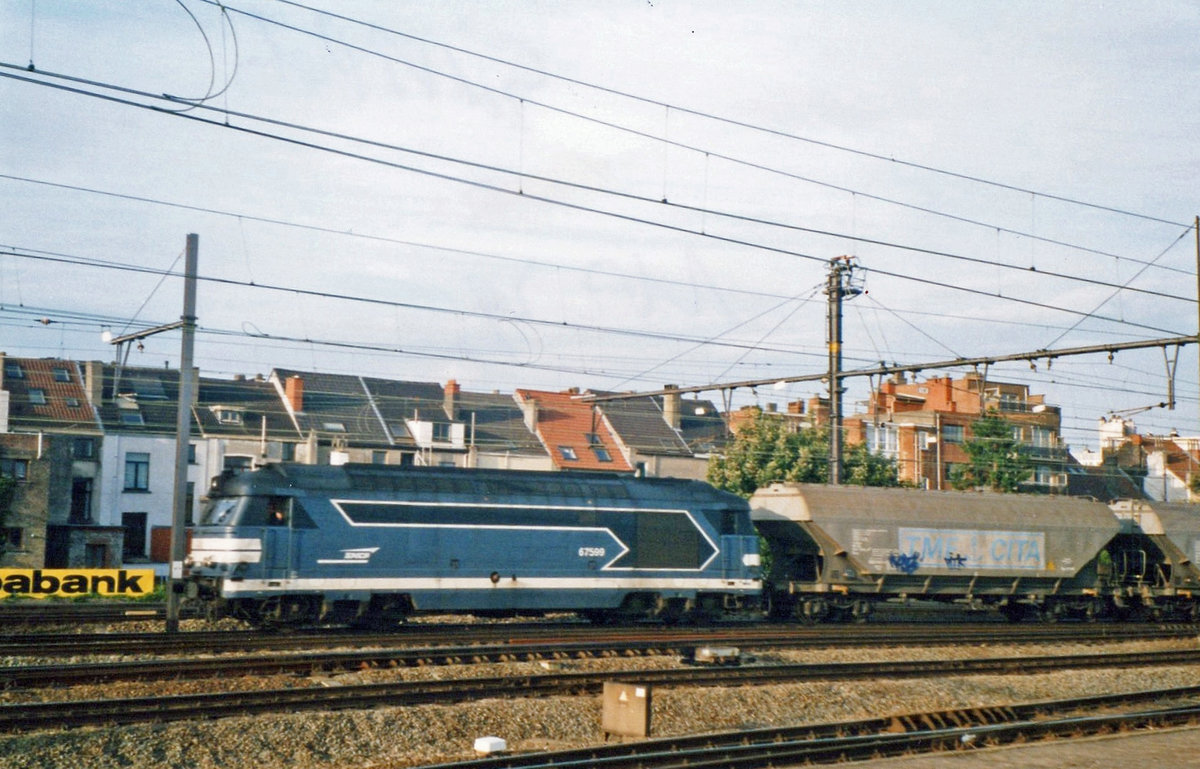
[444,379,460,420]
[285,376,304,413]
[520,395,539,433]
[84,361,104,405]
[662,385,681,429]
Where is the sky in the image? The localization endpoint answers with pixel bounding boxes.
[1,1,1198,452]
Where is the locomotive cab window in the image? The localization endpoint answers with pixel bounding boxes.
[199,495,315,528]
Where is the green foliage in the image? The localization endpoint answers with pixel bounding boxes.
[707,408,899,497]
[842,442,902,488]
[949,410,1032,493]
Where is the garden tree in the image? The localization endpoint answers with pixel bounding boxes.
[707,408,899,497]
[949,410,1032,493]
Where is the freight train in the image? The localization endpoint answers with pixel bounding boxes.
[182,464,1200,626]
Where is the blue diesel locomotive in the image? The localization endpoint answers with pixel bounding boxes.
[185,463,762,626]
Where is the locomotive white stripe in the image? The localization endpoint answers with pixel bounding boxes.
[190,537,262,564]
[218,576,761,595]
[328,499,721,572]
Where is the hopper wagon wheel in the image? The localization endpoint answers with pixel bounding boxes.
[796,598,829,624]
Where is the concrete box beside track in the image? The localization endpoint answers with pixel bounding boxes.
[751,484,1120,581]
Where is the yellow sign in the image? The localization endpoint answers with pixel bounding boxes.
[0,569,156,599]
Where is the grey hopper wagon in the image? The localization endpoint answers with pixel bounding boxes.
[1108,499,1200,620]
[750,483,1121,622]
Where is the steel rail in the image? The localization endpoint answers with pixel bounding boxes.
[418,685,1200,769]
[0,619,1188,659]
[3,648,1200,732]
[430,706,1200,769]
[3,626,1196,689]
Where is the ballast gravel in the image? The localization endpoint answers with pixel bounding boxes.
[0,627,1197,769]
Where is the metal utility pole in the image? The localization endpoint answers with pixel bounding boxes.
[166,234,198,633]
[826,256,863,485]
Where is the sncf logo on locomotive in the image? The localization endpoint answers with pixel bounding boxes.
[317,547,381,565]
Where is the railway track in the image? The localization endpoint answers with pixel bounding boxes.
[417,686,1200,769]
[0,602,166,624]
[4,624,1196,688]
[3,648,1200,732]
[0,619,1190,658]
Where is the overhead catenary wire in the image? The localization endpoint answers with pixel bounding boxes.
[7,62,1191,306]
[0,66,1191,342]
[252,0,1191,234]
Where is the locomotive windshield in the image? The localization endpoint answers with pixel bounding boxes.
[199,495,315,528]
[201,497,242,526]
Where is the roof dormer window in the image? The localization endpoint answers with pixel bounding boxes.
[211,406,245,425]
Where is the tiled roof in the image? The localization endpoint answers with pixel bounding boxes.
[194,376,300,441]
[93,363,192,435]
[515,389,632,472]
[0,356,99,433]
[676,397,729,454]
[591,392,692,457]
[272,368,390,445]
[360,377,445,445]
[454,389,545,456]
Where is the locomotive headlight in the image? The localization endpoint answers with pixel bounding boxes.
[743,554,762,567]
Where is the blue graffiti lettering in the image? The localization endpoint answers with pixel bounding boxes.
[944,552,967,569]
[889,552,921,575]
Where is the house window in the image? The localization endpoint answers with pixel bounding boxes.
[70,478,93,524]
[584,433,611,461]
[73,437,96,459]
[187,444,197,464]
[120,411,145,426]
[65,397,81,408]
[124,452,150,491]
[122,512,148,559]
[559,446,578,461]
[323,422,346,432]
[1,528,23,550]
[942,424,965,444]
[1031,426,1055,448]
[1,458,29,481]
[372,451,387,465]
[432,422,452,442]
[53,367,70,383]
[281,443,296,461]
[3,362,23,379]
[28,389,46,405]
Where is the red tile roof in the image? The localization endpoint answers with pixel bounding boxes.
[2,357,98,431]
[515,389,631,472]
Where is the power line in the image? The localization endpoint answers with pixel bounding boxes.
[260,0,1191,231]
[0,67,1190,339]
[0,246,822,358]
